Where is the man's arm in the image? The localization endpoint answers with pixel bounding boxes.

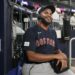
[26,50,67,62]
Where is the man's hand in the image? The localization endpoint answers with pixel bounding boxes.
[55,49,67,60]
[56,59,68,71]
[58,50,67,60]
[55,50,68,71]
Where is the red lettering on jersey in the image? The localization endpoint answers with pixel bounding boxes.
[36,38,55,47]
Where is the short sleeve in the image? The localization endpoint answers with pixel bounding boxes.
[23,28,36,51]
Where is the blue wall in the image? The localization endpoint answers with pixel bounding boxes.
[4,0,12,74]
[0,0,4,75]
[0,0,12,75]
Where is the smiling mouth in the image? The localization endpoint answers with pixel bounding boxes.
[45,17,51,22]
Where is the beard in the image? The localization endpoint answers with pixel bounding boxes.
[38,16,52,26]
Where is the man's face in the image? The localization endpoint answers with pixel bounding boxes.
[40,8,53,24]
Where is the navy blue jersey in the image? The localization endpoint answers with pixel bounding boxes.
[23,25,60,63]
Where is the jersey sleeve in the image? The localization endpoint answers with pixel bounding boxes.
[23,28,36,52]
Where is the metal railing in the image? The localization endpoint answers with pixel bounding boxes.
[69,37,75,68]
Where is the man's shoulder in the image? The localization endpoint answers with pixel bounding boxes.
[25,25,38,34]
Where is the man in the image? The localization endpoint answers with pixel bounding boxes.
[22,4,75,75]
